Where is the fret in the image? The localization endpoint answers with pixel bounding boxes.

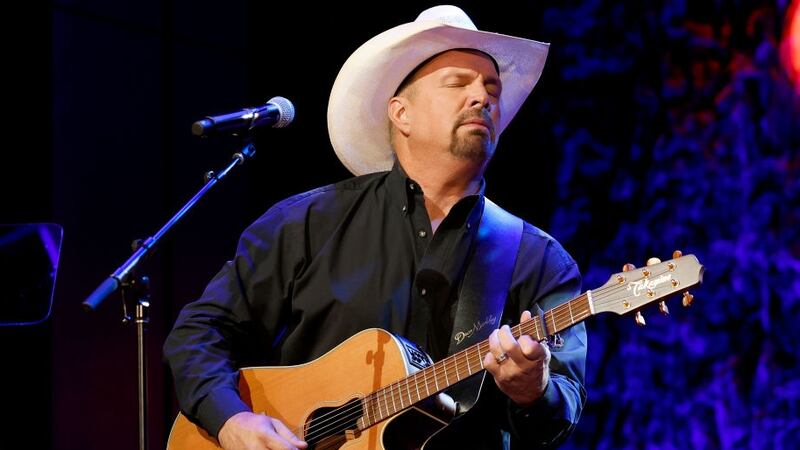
[467,350,473,375]
[555,305,564,330]
[555,305,563,330]
[382,387,389,419]
[371,395,377,425]
[443,358,450,385]
[568,300,574,324]
[406,378,413,406]
[399,384,404,410]
[359,398,368,429]
[414,372,421,403]
[424,368,432,396]
[365,397,372,428]
[390,385,397,414]
[395,383,402,411]
[433,364,439,391]
[366,395,372,426]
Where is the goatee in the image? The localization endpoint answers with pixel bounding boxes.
[450,110,496,161]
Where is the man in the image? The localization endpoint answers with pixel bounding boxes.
[165,6,586,450]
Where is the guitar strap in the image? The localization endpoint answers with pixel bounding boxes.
[444,197,523,414]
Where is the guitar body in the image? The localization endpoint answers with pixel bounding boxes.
[167,328,448,450]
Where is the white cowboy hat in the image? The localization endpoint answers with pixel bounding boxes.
[327,5,550,176]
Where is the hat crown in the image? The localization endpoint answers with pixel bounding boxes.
[415,5,477,31]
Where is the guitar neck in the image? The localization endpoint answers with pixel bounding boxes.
[357,293,593,430]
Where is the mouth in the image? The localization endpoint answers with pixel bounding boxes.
[459,120,492,133]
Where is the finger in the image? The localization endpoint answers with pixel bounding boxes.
[271,418,307,449]
[521,336,551,364]
[483,350,498,372]
[622,263,636,272]
[484,329,502,371]
[488,328,502,354]
[517,334,543,360]
[518,311,534,342]
[260,429,294,450]
[646,257,661,266]
[497,325,524,362]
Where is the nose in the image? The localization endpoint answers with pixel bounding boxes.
[466,81,492,110]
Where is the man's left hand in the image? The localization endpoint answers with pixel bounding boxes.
[483,310,550,407]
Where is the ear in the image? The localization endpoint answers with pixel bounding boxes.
[388,96,411,136]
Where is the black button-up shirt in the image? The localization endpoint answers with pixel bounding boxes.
[164,163,587,448]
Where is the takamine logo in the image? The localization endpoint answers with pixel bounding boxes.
[627,274,672,297]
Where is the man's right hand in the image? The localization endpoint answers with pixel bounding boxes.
[218,411,308,450]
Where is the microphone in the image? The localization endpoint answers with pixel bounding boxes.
[192,96,295,136]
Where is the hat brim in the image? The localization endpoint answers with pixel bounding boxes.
[328,21,549,176]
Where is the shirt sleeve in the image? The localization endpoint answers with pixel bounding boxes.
[162,205,306,438]
[503,233,588,448]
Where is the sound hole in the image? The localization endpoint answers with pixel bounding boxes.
[304,398,362,450]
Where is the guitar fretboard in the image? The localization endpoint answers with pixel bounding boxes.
[356,292,593,429]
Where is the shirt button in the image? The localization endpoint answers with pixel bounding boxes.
[418,230,427,238]
[402,205,407,213]
[409,183,416,191]
[420,288,427,296]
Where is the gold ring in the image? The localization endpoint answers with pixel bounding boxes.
[495,352,509,364]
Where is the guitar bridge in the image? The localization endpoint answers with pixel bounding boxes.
[344,428,360,440]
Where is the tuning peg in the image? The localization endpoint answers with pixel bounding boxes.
[646,257,661,266]
[622,263,635,272]
[682,291,694,307]
[634,311,646,326]
[673,250,682,259]
[658,301,670,316]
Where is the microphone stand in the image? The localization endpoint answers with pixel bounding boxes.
[83,140,257,450]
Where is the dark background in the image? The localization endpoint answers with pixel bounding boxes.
[2,1,798,449]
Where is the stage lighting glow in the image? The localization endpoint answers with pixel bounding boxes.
[782,0,800,92]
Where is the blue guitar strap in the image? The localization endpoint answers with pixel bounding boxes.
[444,197,523,413]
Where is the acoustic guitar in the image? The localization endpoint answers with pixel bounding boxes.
[167,253,704,449]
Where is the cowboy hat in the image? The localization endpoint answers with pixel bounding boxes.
[327,5,549,176]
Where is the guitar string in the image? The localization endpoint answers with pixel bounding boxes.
[295,265,686,441]
[298,265,684,442]
[299,265,683,442]
[299,291,669,442]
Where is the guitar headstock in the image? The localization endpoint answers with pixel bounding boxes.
[591,253,704,318]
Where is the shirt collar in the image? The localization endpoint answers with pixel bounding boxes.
[386,160,485,229]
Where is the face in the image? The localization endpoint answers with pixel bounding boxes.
[394,49,502,162]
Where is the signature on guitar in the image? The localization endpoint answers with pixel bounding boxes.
[453,314,498,345]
